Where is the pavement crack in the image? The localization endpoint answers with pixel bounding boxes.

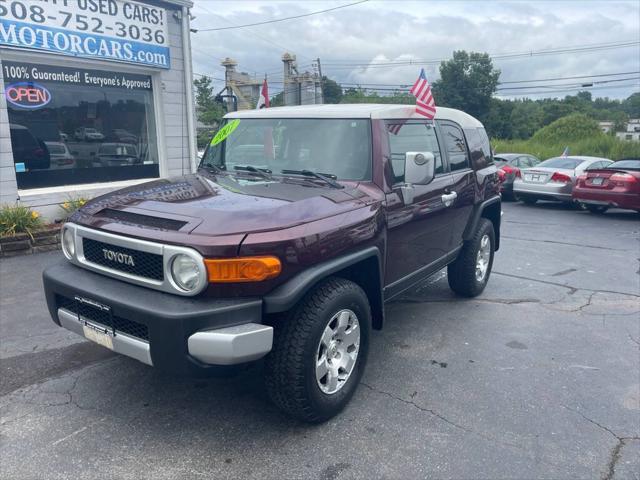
[360,382,525,451]
[494,271,640,298]
[603,439,623,480]
[501,235,627,252]
[391,297,540,306]
[562,405,619,441]
[360,381,469,433]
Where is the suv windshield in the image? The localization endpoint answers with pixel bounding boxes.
[201,118,372,181]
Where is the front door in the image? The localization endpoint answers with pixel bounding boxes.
[383,121,456,292]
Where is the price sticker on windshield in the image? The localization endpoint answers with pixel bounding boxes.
[211,119,241,146]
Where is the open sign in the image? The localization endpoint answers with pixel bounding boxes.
[5,82,52,109]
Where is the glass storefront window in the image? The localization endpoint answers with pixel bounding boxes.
[3,61,159,189]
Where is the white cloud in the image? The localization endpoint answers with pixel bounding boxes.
[189,0,640,99]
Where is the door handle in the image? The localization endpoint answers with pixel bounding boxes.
[441,191,457,207]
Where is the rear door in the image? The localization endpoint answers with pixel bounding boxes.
[383,120,455,287]
[438,121,477,249]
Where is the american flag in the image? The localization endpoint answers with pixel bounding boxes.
[409,68,436,119]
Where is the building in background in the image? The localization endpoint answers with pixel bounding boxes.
[616,119,640,142]
[219,53,322,111]
[281,53,322,107]
[1,0,196,219]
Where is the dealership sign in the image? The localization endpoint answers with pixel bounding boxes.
[0,0,170,69]
[5,81,51,109]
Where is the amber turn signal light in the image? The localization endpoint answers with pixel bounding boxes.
[205,256,281,283]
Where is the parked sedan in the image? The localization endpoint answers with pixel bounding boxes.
[494,153,541,199]
[573,159,640,213]
[74,127,105,142]
[94,143,140,167]
[44,141,75,169]
[514,156,613,205]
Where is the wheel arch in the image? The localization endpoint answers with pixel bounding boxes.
[263,247,385,330]
[464,196,501,250]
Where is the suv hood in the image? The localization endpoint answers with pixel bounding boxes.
[76,173,371,237]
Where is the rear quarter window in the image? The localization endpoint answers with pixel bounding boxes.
[464,128,492,170]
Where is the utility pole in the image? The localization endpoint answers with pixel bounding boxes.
[316,57,324,104]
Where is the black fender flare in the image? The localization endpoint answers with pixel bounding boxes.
[263,247,384,327]
[463,196,502,250]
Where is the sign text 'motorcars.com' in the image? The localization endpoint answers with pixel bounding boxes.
[0,0,171,69]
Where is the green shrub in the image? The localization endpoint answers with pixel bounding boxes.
[0,204,43,238]
[494,114,640,160]
[531,113,601,144]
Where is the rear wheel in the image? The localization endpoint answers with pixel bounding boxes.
[448,218,495,297]
[264,277,370,423]
[585,204,609,214]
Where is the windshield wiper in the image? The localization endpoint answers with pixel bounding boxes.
[234,165,273,180]
[199,163,225,174]
[281,169,343,189]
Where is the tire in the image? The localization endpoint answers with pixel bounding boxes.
[520,196,537,205]
[447,218,495,297]
[585,204,608,214]
[264,277,371,423]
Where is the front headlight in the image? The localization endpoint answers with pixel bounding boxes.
[61,226,75,259]
[170,254,202,291]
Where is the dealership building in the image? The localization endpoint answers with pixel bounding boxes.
[1,0,196,218]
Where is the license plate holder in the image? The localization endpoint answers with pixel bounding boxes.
[82,323,114,350]
[591,177,604,185]
[74,296,115,349]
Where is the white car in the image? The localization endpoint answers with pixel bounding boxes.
[74,127,105,142]
[45,141,75,169]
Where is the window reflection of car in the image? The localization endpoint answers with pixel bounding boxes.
[108,129,138,143]
[95,143,140,167]
[9,124,51,171]
[45,141,75,169]
[74,127,105,142]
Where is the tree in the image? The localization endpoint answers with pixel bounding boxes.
[193,76,225,127]
[432,51,500,123]
[623,92,640,118]
[322,76,343,104]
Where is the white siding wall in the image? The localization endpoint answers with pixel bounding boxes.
[0,59,18,204]
[0,1,194,218]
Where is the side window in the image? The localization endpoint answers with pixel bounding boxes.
[386,122,444,183]
[442,123,470,172]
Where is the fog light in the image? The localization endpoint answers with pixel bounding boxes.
[171,254,202,291]
[61,227,75,259]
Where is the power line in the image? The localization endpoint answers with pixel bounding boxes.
[321,41,640,69]
[194,0,369,32]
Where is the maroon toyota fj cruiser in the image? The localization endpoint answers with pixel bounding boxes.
[43,104,501,422]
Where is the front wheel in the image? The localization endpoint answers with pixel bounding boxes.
[448,218,495,297]
[264,277,371,423]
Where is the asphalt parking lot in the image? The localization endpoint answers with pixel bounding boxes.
[1,201,638,480]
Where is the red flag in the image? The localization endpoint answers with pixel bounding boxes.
[257,78,270,109]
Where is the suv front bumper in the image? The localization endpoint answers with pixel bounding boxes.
[43,261,272,375]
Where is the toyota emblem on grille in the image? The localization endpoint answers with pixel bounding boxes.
[102,248,135,266]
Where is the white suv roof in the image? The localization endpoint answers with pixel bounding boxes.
[226,104,484,128]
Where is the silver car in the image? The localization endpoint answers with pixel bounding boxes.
[514,156,613,204]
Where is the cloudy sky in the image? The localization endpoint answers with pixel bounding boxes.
[189,0,640,100]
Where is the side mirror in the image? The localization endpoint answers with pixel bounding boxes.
[400,152,436,205]
[405,151,435,185]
